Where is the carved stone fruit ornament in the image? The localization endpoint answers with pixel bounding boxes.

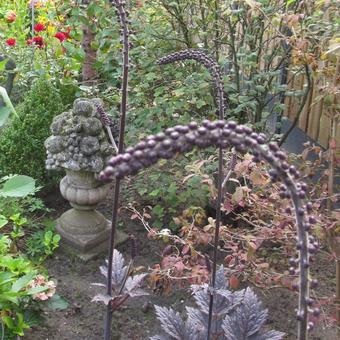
[45,98,123,260]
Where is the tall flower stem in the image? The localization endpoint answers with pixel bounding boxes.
[104,1,130,339]
[157,49,226,339]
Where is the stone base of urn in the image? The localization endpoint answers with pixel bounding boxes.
[56,170,127,261]
[56,215,127,261]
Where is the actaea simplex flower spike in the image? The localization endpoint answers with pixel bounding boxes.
[100,120,319,340]
[104,1,131,340]
[157,49,226,117]
[157,49,226,339]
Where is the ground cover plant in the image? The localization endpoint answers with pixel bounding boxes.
[0,175,66,339]
[151,265,285,340]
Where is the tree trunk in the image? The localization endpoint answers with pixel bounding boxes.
[81,0,97,84]
[81,24,97,84]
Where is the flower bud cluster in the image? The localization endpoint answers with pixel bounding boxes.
[157,49,226,117]
[112,0,131,52]
[95,101,113,127]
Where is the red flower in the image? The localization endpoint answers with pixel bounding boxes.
[6,38,16,47]
[54,32,66,42]
[32,36,44,48]
[26,39,33,45]
[34,23,45,32]
[5,11,16,23]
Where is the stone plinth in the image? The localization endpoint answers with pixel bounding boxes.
[56,170,125,261]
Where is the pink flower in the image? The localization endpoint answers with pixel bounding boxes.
[5,11,16,23]
[28,275,56,301]
[34,23,45,32]
[6,38,16,47]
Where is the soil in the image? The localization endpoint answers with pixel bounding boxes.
[24,188,337,340]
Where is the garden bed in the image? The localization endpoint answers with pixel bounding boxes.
[24,189,337,340]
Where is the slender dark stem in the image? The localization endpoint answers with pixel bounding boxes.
[104,1,130,339]
[104,177,121,340]
[279,64,311,146]
[207,56,225,340]
[207,146,223,339]
[213,0,220,61]
[291,188,309,340]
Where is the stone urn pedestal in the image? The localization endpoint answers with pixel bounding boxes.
[57,170,125,260]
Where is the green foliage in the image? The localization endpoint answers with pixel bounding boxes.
[0,175,36,230]
[133,156,210,231]
[0,178,59,263]
[26,227,60,262]
[0,77,64,187]
[0,175,36,198]
[0,179,62,339]
[0,234,54,339]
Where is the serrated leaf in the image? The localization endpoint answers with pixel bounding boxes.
[154,305,185,340]
[222,288,268,339]
[92,293,112,305]
[100,250,128,287]
[186,306,206,329]
[215,265,228,289]
[251,329,285,339]
[124,273,148,293]
[152,264,283,339]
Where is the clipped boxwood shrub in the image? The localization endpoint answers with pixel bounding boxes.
[0,77,64,187]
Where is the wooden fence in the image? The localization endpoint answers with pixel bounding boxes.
[283,60,340,150]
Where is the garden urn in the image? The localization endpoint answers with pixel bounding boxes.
[45,98,124,260]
